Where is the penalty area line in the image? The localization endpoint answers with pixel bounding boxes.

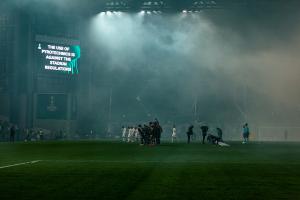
[0,160,42,169]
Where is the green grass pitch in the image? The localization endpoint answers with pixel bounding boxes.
[0,141,300,200]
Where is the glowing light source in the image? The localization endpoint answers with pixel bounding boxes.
[138,10,145,17]
[106,11,113,16]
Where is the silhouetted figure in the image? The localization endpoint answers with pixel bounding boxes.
[242,123,250,144]
[138,125,145,145]
[149,122,155,144]
[153,122,162,145]
[207,134,220,144]
[39,130,44,141]
[159,124,163,143]
[216,127,223,142]
[200,125,209,144]
[143,124,150,145]
[10,125,16,142]
[186,125,194,144]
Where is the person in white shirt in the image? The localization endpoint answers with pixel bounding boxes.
[128,127,135,142]
[134,127,139,142]
[127,127,131,142]
[172,125,177,143]
[122,126,127,142]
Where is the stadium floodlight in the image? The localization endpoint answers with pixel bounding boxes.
[106,11,113,16]
[138,10,145,17]
[112,11,121,15]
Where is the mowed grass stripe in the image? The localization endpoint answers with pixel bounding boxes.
[0,161,299,200]
[0,141,299,199]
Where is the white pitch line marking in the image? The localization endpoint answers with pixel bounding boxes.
[0,160,41,169]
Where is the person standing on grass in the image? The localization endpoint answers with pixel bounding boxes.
[143,124,149,145]
[10,124,16,142]
[129,127,135,143]
[186,125,194,144]
[127,127,132,142]
[149,122,155,144]
[200,124,209,144]
[153,121,162,145]
[172,125,177,143]
[39,129,44,141]
[122,126,127,142]
[138,125,145,145]
[242,123,250,144]
[134,127,139,142]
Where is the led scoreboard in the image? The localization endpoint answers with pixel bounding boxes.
[36,35,81,75]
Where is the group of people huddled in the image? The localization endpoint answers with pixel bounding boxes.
[122,119,163,145]
[186,123,224,145]
[186,122,250,145]
[0,120,19,142]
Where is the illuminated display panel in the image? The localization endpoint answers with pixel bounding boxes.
[36,35,80,75]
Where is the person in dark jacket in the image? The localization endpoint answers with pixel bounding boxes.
[143,124,150,145]
[186,125,194,144]
[138,125,145,145]
[216,127,223,142]
[153,122,163,145]
[10,125,16,142]
[200,125,209,144]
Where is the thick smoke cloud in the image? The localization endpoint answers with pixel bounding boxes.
[87,9,300,129]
